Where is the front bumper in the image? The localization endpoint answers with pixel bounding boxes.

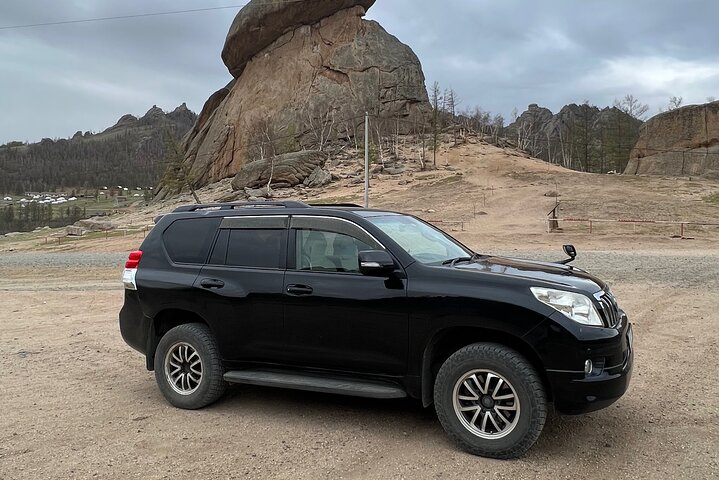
[548,322,634,414]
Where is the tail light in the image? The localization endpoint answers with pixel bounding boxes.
[125,251,143,269]
[123,251,142,290]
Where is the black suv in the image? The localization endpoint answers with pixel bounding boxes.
[119,201,633,459]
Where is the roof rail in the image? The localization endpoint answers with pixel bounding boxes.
[173,201,309,213]
[309,203,365,208]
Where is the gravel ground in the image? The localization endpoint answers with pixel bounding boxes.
[0,252,127,269]
[2,250,718,288]
[1,248,718,479]
[485,250,719,289]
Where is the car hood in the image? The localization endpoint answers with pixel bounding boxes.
[453,256,607,293]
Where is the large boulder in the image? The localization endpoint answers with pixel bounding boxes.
[231,150,326,190]
[304,166,332,188]
[76,217,115,232]
[222,0,376,78]
[625,101,719,177]
[176,1,430,189]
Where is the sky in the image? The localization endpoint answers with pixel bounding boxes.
[1,0,718,144]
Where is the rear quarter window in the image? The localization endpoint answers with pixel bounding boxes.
[163,217,221,264]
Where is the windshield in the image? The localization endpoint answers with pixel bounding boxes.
[367,214,473,264]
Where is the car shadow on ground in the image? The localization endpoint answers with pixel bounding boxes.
[176,382,634,459]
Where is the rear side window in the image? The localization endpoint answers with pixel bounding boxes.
[226,229,285,269]
[163,217,221,264]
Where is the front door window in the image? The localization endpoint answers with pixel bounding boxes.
[296,230,374,273]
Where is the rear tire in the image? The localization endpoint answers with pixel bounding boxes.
[154,323,227,409]
[434,343,547,459]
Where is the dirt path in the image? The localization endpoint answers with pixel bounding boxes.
[1,247,717,479]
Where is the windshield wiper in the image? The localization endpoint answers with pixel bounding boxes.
[442,253,483,267]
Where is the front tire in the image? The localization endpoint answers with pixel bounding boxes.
[154,323,227,409]
[434,343,547,459]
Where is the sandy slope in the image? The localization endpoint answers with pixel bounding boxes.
[2,138,718,255]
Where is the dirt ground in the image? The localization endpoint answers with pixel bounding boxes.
[1,245,718,479]
[1,141,718,478]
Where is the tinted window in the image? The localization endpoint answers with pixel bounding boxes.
[163,218,221,264]
[208,229,229,265]
[226,229,285,269]
[296,230,374,273]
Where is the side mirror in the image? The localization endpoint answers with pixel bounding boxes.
[358,250,396,277]
[559,244,577,265]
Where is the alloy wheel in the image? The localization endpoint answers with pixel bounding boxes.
[452,369,521,439]
[164,342,203,395]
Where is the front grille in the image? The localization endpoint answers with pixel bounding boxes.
[598,292,620,328]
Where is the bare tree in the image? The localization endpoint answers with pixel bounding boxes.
[247,117,279,196]
[613,94,650,120]
[306,106,336,152]
[444,88,461,146]
[667,96,683,111]
[517,120,532,151]
[558,128,573,170]
[430,81,442,169]
[374,119,388,166]
[490,114,504,144]
[707,96,717,103]
[342,113,361,154]
[413,115,427,171]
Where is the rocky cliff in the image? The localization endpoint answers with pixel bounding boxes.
[162,0,430,198]
[624,101,719,178]
[506,103,642,173]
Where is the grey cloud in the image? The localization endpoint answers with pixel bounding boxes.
[1,0,718,143]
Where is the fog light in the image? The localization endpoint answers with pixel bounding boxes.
[584,359,593,375]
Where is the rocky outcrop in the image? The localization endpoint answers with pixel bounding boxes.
[75,217,115,232]
[222,0,376,78]
[106,114,139,132]
[172,0,430,195]
[166,103,197,128]
[506,103,642,173]
[231,151,326,190]
[625,101,719,178]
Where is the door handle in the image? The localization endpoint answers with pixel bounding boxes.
[286,284,313,296]
[200,278,225,289]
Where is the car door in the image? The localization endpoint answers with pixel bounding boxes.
[194,215,288,363]
[282,215,409,376]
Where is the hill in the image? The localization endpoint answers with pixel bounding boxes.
[0,104,197,195]
[506,103,642,174]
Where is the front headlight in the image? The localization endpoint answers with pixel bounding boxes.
[530,287,604,327]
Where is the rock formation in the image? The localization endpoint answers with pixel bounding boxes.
[222,0,376,78]
[230,151,326,190]
[506,103,642,173]
[624,101,719,178]
[166,0,430,198]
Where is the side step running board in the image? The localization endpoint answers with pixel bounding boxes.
[224,370,407,399]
